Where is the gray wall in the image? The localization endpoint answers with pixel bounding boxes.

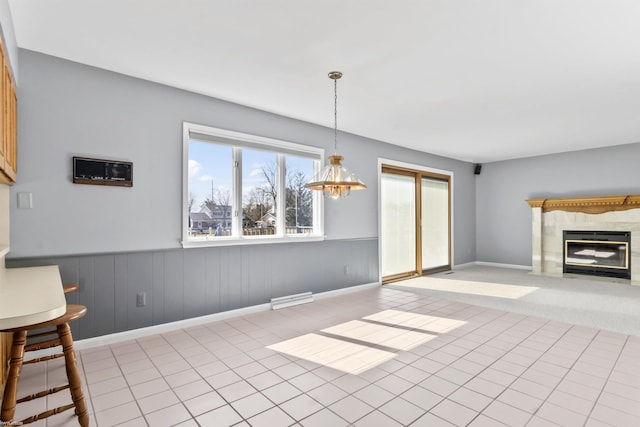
[476,142,640,266]
[10,49,476,259]
[9,49,477,338]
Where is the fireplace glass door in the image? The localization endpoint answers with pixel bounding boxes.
[563,230,631,279]
[565,240,629,269]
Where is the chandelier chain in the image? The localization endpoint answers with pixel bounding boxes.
[333,77,338,154]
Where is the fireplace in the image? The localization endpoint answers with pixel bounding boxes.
[527,195,640,283]
[563,230,631,279]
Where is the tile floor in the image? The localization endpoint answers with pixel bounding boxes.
[8,287,640,426]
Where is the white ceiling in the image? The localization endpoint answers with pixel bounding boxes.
[8,0,640,163]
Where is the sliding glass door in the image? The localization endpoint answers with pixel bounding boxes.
[421,177,450,271]
[381,172,416,280]
[381,165,451,283]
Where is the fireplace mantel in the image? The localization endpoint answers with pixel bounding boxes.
[526,194,640,214]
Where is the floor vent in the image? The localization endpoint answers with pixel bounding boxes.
[270,292,314,310]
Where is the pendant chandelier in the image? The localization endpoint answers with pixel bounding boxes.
[305,71,366,199]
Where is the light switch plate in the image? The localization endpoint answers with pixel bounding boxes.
[17,192,33,209]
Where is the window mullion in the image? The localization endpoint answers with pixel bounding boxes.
[313,159,323,236]
[233,147,242,238]
[276,154,286,237]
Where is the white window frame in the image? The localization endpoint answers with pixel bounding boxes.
[182,122,325,248]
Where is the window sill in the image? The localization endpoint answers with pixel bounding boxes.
[181,235,325,248]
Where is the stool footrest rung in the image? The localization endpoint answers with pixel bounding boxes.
[20,403,76,424]
[23,353,65,364]
[24,338,61,352]
[17,384,70,404]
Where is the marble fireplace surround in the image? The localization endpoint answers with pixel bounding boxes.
[527,195,640,284]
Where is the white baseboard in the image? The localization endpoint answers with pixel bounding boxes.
[314,281,380,299]
[70,281,380,352]
[473,261,532,270]
[452,261,477,269]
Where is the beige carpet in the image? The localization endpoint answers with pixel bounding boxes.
[388,264,640,337]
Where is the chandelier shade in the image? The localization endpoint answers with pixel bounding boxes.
[305,155,367,199]
[305,71,366,199]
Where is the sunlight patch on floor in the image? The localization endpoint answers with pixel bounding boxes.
[322,320,437,351]
[267,309,469,374]
[400,276,539,299]
[267,333,395,375]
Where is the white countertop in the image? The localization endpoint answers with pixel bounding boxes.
[0,264,67,330]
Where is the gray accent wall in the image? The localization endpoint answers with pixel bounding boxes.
[9,49,477,339]
[7,239,378,340]
[476,142,640,266]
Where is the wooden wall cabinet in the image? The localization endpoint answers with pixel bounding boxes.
[0,37,17,185]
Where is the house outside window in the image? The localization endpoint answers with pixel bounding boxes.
[183,123,324,246]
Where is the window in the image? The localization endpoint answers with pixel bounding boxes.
[183,123,324,246]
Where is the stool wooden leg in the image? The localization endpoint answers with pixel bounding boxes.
[1,330,27,423]
[57,323,89,427]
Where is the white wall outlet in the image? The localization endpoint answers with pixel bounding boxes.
[136,292,147,307]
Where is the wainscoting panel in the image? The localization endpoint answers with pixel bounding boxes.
[128,253,154,332]
[152,252,165,327]
[6,239,379,340]
[94,255,117,338]
[78,257,95,340]
[163,249,185,324]
[182,249,203,320]
[115,255,129,334]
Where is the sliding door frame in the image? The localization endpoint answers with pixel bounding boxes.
[378,158,454,284]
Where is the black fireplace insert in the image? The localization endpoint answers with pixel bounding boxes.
[563,230,631,279]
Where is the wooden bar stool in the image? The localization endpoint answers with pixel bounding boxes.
[1,304,89,426]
